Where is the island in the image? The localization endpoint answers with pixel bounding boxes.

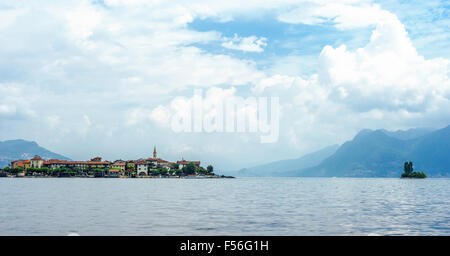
[0,147,234,179]
[401,161,426,178]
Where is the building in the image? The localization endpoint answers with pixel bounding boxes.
[126,160,135,171]
[86,157,111,169]
[111,160,126,173]
[44,159,69,169]
[11,160,31,169]
[8,151,204,177]
[106,169,120,177]
[145,157,172,169]
[69,161,88,170]
[135,160,148,176]
[177,160,201,169]
[43,157,110,170]
[30,155,44,168]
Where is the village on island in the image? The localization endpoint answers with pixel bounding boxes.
[0,147,232,178]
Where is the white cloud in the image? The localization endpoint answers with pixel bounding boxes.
[0,0,449,169]
[0,7,27,30]
[222,34,267,52]
[47,115,60,129]
[83,114,92,127]
[0,83,36,118]
[277,3,394,29]
[317,14,450,112]
[66,2,103,40]
[150,106,171,126]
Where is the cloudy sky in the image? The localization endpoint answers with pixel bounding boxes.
[0,0,449,170]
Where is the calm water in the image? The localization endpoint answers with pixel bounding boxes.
[0,177,449,235]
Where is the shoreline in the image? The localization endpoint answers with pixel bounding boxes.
[0,175,235,179]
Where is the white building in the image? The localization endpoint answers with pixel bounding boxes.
[135,160,148,176]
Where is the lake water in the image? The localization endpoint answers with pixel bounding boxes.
[1,177,449,236]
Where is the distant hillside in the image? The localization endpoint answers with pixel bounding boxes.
[0,139,71,168]
[238,144,339,177]
[380,127,435,140]
[296,126,450,177]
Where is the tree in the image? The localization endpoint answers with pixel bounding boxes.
[403,161,414,174]
[11,167,23,174]
[207,165,213,174]
[40,167,50,175]
[183,162,196,175]
[151,169,160,176]
[198,167,207,175]
[160,168,169,175]
[401,161,426,178]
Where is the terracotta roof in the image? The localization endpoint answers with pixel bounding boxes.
[11,160,30,167]
[146,157,166,162]
[44,159,68,164]
[31,156,43,160]
[44,159,110,165]
[135,160,147,165]
[177,160,200,165]
[108,169,120,172]
[87,161,111,165]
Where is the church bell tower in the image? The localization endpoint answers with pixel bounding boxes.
[153,146,157,158]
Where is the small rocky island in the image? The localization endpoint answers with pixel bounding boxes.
[401,161,426,178]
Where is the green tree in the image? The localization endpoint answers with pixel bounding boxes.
[151,169,160,176]
[184,162,196,175]
[401,161,426,178]
[207,165,213,174]
[40,167,50,175]
[11,167,23,174]
[160,168,169,175]
[403,161,413,174]
[198,167,207,175]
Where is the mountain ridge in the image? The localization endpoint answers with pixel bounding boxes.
[0,139,71,168]
[235,126,449,178]
[237,144,339,177]
[296,125,450,177]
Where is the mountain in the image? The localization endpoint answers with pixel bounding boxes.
[296,126,450,177]
[380,127,435,140]
[407,126,450,177]
[0,139,71,168]
[237,144,339,177]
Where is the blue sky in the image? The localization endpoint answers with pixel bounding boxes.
[0,0,449,170]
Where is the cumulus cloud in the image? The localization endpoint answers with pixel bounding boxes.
[317,14,450,112]
[1,0,449,169]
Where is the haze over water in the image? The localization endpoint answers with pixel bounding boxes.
[1,178,449,235]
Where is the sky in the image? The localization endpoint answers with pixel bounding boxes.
[0,0,449,171]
